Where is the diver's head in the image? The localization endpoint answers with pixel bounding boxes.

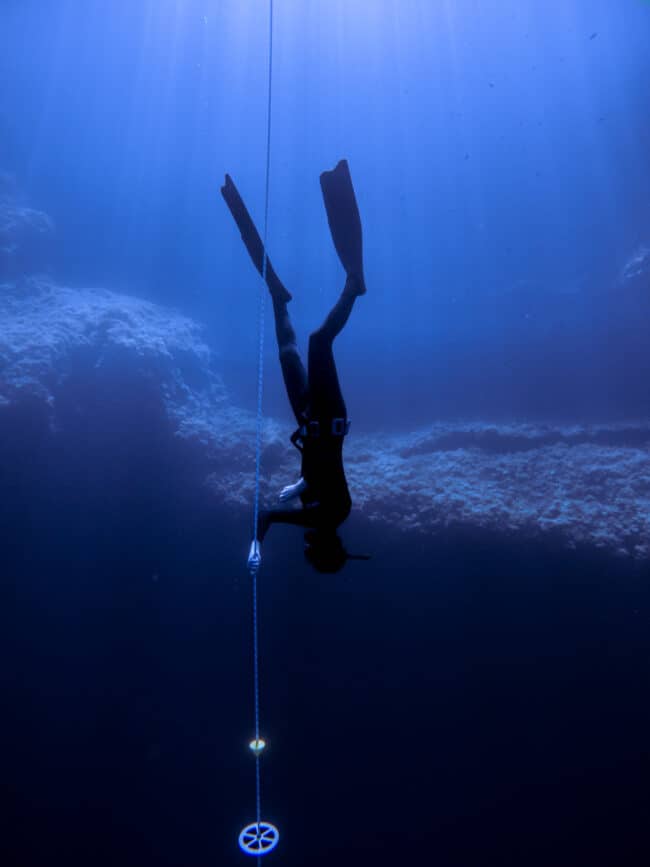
[303,529,371,574]
[303,529,348,574]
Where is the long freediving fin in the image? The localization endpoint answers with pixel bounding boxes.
[221,174,291,303]
[319,159,366,294]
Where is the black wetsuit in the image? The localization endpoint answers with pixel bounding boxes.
[220,165,363,543]
[259,281,358,539]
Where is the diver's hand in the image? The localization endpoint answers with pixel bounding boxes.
[279,477,307,502]
[247,540,261,574]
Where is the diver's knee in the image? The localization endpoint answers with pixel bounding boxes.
[278,341,299,362]
[308,329,330,352]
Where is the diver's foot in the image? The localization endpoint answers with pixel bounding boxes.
[267,274,292,304]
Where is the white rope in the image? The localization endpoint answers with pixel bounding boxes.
[250,0,274,845]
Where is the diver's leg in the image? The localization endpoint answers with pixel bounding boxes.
[221,174,291,302]
[320,159,366,294]
[316,275,363,342]
[307,277,361,418]
[310,157,365,413]
[221,173,308,419]
[272,296,309,424]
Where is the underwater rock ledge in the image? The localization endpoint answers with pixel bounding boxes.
[346,424,650,561]
[210,421,650,562]
[0,179,55,279]
[1,278,649,560]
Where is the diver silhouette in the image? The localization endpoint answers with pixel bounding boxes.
[221,159,368,574]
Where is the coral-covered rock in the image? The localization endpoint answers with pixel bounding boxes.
[0,276,219,406]
[620,245,650,291]
[0,180,55,277]
[1,277,649,560]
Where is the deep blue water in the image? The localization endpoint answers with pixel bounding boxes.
[1,404,649,865]
[2,1,650,865]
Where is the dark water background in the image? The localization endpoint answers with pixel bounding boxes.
[2,398,650,866]
[2,1,650,865]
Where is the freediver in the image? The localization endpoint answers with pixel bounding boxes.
[221,159,369,574]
